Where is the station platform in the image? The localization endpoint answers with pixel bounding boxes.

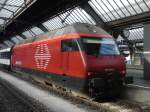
[123,80,150,108]
[123,66,150,108]
[126,64,150,88]
[127,64,144,70]
[132,78,150,88]
[0,64,149,110]
[0,70,101,112]
[0,75,49,112]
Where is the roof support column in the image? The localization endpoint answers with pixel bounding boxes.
[144,23,150,80]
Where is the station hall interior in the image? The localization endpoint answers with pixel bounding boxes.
[0,0,150,112]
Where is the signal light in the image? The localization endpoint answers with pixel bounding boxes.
[121,70,126,75]
[88,72,92,76]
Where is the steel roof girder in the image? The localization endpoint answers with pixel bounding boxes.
[80,2,120,38]
[108,11,150,29]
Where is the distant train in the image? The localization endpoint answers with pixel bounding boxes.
[0,48,10,66]
[0,23,127,98]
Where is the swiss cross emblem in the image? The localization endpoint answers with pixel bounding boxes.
[34,44,51,69]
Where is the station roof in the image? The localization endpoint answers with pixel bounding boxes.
[0,0,149,49]
[90,0,150,22]
[0,0,35,30]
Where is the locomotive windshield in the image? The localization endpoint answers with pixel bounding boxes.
[82,37,120,56]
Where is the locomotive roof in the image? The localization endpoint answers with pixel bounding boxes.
[18,23,110,44]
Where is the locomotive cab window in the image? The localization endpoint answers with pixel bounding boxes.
[61,39,79,52]
[82,37,120,56]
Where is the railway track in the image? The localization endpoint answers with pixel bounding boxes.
[0,76,50,112]
[0,68,149,112]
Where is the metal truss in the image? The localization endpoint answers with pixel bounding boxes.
[0,0,36,31]
[1,0,149,49]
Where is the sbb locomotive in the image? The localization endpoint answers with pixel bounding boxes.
[10,23,126,98]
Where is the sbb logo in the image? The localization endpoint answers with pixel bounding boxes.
[34,44,51,69]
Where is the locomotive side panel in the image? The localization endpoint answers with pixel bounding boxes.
[60,37,87,91]
[12,38,63,78]
[11,44,31,70]
[11,36,87,92]
[30,39,62,75]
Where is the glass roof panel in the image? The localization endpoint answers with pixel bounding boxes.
[89,0,150,22]
[0,0,35,28]
[31,27,44,35]
[0,44,7,49]
[129,28,143,40]
[11,37,20,43]
[0,19,4,25]
[22,30,35,38]
[0,9,12,17]
[43,7,96,31]
[6,0,24,7]
[0,0,6,4]
[4,40,13,47]
[3,5,17,12]
[139,0,150,11]
[16,35,24,41]
[43,16,64,30]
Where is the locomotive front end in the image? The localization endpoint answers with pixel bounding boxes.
[81,36,126,98]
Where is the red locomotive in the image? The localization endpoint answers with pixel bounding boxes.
[11,23,126,98]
